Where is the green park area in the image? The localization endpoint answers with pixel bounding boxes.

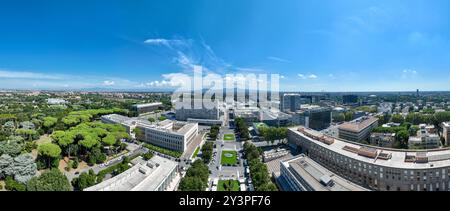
[221,150,238,165]
[192,146,200,158]
[254,122,268,130]
[217,180,240,191]
[223,134,236,141]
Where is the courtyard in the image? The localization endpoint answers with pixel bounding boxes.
[217,180,240,191]
[221,150,238,165]
[223,134,236,141]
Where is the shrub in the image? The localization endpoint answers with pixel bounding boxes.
[143,143,182,158]
[72,158,79,169]
[5,176,26,191]
[143,152,154,161]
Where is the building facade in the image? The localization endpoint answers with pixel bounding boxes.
[343,95,358,105]
[137,120,198,152]
[289,105,332,131]
[281,94,305,112]
[408,124,440,149]
[443,122,450,146]
[102,114,198,153]
[175,100,220,121]
[279,154,368,191]
[132,102,163,115]
[84,156,178,191]
[289,126,450,191]
[338,116,379,143]
[370,133,395,148]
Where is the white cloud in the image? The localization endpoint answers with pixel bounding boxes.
[146,73,190,88]
[143,37,202,73]
[143,38,186,47]
[308,74,318,79]
[0,69,62,80]
[298,74,318,80]
[401,69,418,79]
[175,51,196,70]
[102,80,115,86]
[267,56,291,63]
[235,67,266,73]
[145,37,271,76]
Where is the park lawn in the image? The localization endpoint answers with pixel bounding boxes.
[223,134,236,141]
[217,180,240,191]
[221,150,238,165]
[192,147,200,158]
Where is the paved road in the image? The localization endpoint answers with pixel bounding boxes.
[65,144,147,181]
[252,139,285,148]
[178,132,207,170]
[208,126,247,189]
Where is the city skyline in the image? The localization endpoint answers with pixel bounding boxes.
[1,0,450,92]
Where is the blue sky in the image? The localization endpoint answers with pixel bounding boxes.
[0,0,450,91]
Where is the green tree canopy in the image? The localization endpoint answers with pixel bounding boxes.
[102,134,117,146]
[38,143,61,158]
[0,140,23,156]
[71,170,97,191]
[26,169,71,191]
[43,116,58,128]
[390,114,405,124]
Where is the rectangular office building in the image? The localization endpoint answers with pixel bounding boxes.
[338,116,379,143]
[132,102,163,114]
[279,154,368,191]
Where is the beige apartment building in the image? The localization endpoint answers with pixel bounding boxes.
[289,126,450,191]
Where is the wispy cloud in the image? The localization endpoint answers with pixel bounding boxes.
[235,67,266,73]
[267,56,291,63]
[102,80,115,86]
[145,73,189,88]
[339,5,393,34]
[0,68,157,90]
[308,74,318,79]
[298,74,306,79]
[142,36,275,87]
[298,73,318,80]
[143,38,188,47]
[0,69,62,80]
[401,69,418,79]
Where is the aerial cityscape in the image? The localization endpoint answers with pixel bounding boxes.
[1,0,450,196]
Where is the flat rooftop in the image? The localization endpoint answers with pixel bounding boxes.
[282,155,368,191]
[290,126,450,170]
[103,114,197,136]
[102,114,134,126]
[138,119,196,135]
[134,102,163,108]
[260,109,291,121]
[338,116,378,133]
[84,155,178,191]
